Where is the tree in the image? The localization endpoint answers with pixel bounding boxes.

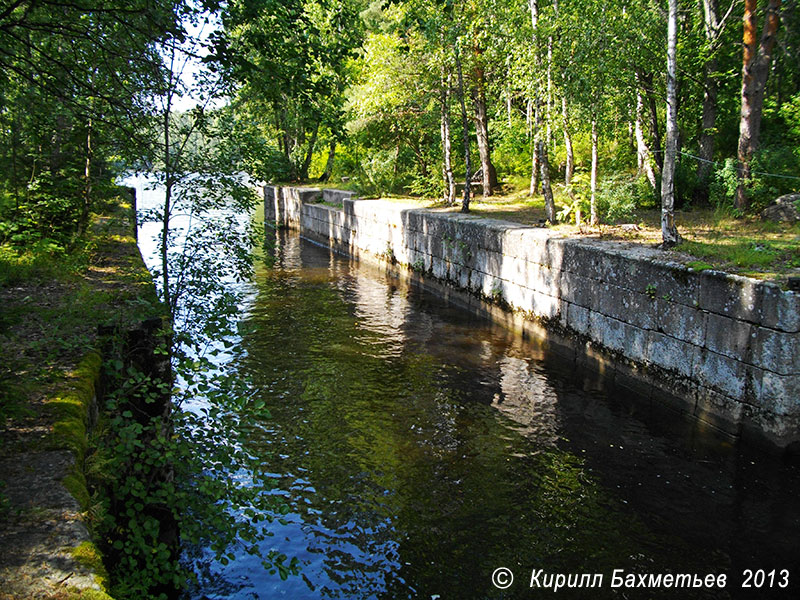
[215,0,363,181]
[697,0,736,192]
[736,0,782,211]
[0,1,178,243]
[661,0,681,246]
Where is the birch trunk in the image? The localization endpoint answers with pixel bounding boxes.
[440,75,456,205]
[635,87,657,189]
[661,0,681,246]
[562,96,574,187]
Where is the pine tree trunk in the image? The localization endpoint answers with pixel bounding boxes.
[530,125,540,196]
[736,0,782,211]
[661,0,681,246]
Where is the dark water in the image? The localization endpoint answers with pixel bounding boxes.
[190,229,800,600]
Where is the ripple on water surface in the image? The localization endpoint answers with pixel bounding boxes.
[186,230,800,600]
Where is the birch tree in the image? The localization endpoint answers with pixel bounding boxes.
[661,0,681,246]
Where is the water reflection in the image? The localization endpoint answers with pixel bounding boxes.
[187,228,799,600]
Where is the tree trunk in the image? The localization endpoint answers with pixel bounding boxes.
[635,86,657,189]
[81,118,92,231]
[528,0,541,198]
[590,116,599,226]
[455,45,471,213]
[697,57,719,187]
[530,117,540,197]
[300,121,319,180]
[639,71,664,172]
[736,0,782,211]
[440,75,456,205]
[473,68,498,198]
[322,139,336,181]
[661,0,681,246]
[562,96,574,187]
[698,0,726,190]
[539,139,555,223]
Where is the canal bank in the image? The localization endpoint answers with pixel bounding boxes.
[263,185,800,449]
[0,190,162,599]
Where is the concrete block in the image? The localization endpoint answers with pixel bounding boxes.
[322,189,355,204]
[695,348,746,398]
[693,388,743,435]
[589,312,626,354]
[654,298,706,346]
[597,284,657,330]
[698,270,761,322]
[704,312,754,361]
[566,303,591,336]
[473,248,503,278]
[759,285,800,333]
[646,331,696,378]
[431,256,447,280]
[759,371,800,416]
[559,271,594,308]
[641,262,699,308]
[532,290,560,320]
[750,327,800,375]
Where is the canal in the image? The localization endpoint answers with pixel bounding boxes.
[184,227,799,599]
[130,176,798,599]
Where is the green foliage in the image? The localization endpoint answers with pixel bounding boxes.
[596,177,639,223]
[710,148,800,215]
[709,158,741,214]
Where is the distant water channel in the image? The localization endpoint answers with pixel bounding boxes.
[131,180,799,599]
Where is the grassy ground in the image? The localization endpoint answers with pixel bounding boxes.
[366,180,800,284]
[0,196,158,450]
[0,192,158,599]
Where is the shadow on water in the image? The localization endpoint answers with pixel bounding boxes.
[187,228,800,600]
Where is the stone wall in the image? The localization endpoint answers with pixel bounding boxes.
[263,185,800,447]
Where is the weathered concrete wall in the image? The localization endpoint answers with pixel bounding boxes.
[263,185,800,447]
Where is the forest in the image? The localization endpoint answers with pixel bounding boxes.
[1,0,799,252]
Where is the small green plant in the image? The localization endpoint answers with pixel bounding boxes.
[645,283,657,299]
[456,240,472,262]
[491,281,504,302]
[411,257,425,272]
[383,242,395,262]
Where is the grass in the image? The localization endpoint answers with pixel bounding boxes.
[0,193,160,447]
